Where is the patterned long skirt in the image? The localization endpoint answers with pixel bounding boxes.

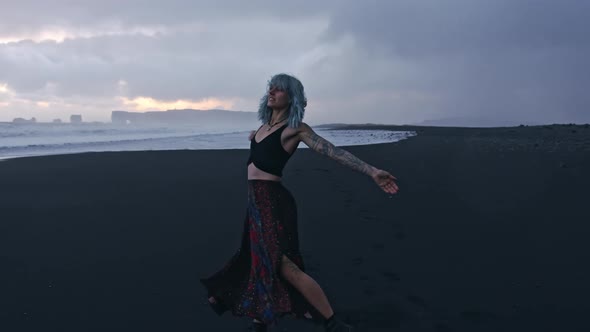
[200,180,313,325]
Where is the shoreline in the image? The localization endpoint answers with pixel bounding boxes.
[0,126,417,162]
[4,122,587,162]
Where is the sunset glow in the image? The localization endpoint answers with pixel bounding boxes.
[0,25,167,44]
[120,96,235,111]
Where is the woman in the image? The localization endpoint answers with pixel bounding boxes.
[200,73,399,332]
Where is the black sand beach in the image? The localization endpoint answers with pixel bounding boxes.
[1,124,589,332]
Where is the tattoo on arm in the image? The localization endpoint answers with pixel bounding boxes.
[302,131,376,176]
[282,256,302,276]
[287,260,300,274]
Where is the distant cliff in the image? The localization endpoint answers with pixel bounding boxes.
[12,117,37,124]
[111,109,258,126]
[411,116,543,127]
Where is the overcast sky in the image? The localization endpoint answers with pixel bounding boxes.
[0,0,588,125]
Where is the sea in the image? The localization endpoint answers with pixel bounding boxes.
[0,122,416,160]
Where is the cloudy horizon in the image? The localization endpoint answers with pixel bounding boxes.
[1,0,588,126]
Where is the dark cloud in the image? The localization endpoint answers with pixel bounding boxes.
[326,0,590,56]
[323,0,590,123]
[0,0,588,124]
[0,0,321,34]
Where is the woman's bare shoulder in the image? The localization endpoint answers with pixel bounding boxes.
[284,122,312,144]
[290,122,313,135]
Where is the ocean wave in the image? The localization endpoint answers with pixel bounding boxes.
[0,128,416,160]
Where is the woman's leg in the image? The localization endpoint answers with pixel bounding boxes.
[280,255,335,319]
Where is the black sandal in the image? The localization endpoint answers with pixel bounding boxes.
[207,297,226,316]
[249,320,267,332]
[304,311,325,325]
[325,314,354,332]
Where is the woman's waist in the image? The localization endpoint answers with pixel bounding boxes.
[247,178,282,183]
[248,162,283,181]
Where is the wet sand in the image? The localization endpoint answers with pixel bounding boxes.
[1,123,589,331]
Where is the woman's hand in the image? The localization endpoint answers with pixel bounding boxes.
[371,169,399,194]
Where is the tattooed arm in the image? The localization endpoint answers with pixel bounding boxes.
[298,123,400,194]
[298,123,378,177]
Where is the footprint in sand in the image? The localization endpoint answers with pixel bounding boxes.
[434,322,454,332]
[343,198,353,208]
[395,231,406,240]
[460,310,498,324]
[406,294,429,308]
[371,243,385,251]
[363,288,376,297]
[381,271,400,282]
[306,264,319,273]
[352,257,364,266]
[337,301,404,330]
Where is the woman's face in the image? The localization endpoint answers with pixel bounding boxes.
[267,85,290,110]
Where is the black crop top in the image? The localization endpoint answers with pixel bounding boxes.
[246,124,294,177]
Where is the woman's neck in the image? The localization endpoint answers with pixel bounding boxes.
[270,109,288,124]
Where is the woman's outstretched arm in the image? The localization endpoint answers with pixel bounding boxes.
[299,123,377,176]
[298,123,399,194]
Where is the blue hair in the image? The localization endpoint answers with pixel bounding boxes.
[257,73,307,128]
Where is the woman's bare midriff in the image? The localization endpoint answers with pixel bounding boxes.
[247,163,282,181]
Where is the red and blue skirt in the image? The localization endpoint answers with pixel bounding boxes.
[200,180,313,325]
